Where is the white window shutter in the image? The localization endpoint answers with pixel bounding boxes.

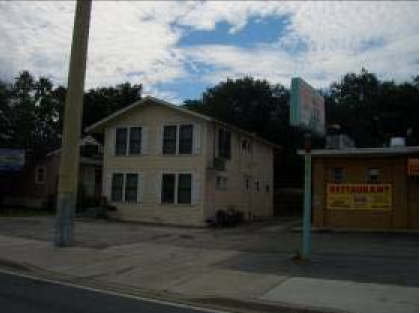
[155,125,163,155]
[137,173,144,202]
[142,126,149,155]
[192,172,201,205]
[155,172,162,203]
[193,123,201,155]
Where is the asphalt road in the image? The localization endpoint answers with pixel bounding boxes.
[0,271,229,313]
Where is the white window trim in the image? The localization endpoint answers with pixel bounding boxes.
[115,125,143,156]
[161,172,193,204]
[162,124,194,156]
[111,171,142,203]
[35,166,46,184]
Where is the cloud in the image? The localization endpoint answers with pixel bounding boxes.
[0,1,417,102]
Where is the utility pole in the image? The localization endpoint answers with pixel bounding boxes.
[55,0,92,247]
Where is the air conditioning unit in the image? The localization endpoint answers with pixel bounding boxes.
[326,135,355,149]
[390,137,406,148]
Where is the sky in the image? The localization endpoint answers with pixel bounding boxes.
[0,1,418,104]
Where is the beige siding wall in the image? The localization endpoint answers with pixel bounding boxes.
[102,104,207,226]
[313,155,418,230]
[204,125,274,220]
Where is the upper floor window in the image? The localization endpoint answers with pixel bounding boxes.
[163,125,177,155]
[115,128,128,155]
[129,127,142,155]
[367,168,380,183]
[332,167,343,183]
[115,126,142,156]
[179,125,193,154]
[241,138,252,153]
[218,128,231,159]
[35,166,46,184]
[163,124,193,155]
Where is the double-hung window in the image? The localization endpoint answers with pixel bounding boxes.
[115,128,128,155]
[163,126,177,155]
[35,166,46,184]
[115,126,142,155]
[218,128,231,159]
[111,173,140,202]
[111,173,124,202]
[129,127,142,155]
[162,124,193,155]
[179,125,193,154]
[161,173,192,204]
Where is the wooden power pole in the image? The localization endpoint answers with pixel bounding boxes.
[55,0,92,247]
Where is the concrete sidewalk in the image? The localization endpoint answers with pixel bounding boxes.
[0,234,417,313]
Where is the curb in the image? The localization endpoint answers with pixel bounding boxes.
[0,259,342,313]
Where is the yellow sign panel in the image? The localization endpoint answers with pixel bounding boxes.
[327,184,392,211]
[407,158,418,176]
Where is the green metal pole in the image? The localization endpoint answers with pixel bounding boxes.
[302,133,312,259]
[55,0,92,247]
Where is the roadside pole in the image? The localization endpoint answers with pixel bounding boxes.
[55,0,92,247]
[302,133,312,259]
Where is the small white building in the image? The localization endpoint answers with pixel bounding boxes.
[86,96,278,226]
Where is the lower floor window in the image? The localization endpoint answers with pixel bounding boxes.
[111,173,140,202]
[161,173,192,204]
[178,174,192,204]
[111,174,124,202]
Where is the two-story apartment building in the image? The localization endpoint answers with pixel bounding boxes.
[86,96,277,226]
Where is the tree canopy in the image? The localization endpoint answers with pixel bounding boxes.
[0,71,142,156]
[0,68,417,166]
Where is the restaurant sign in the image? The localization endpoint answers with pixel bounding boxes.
[327,183,392,211]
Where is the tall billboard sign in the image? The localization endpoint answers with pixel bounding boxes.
[0,149,25,171]
[290,77,325,136]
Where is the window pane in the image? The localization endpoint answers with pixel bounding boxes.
[178,174,192,204]
[368,168,380,183]
[162,174,175,203]
[111,173,124,202]
[115,128,127,155]
[163,126,177,155]
[333,167,343,183]
[125,174,138,202]
[179,125,193,154]
[129,127,142,155]
[218,129,231,159]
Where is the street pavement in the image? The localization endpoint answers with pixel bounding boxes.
[0,216,417,313]
[0,271,231,313]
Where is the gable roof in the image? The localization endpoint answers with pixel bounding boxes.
[47,135,102,157]
[85,96,281,149]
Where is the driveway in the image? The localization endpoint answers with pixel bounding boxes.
[0,216,417,287]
